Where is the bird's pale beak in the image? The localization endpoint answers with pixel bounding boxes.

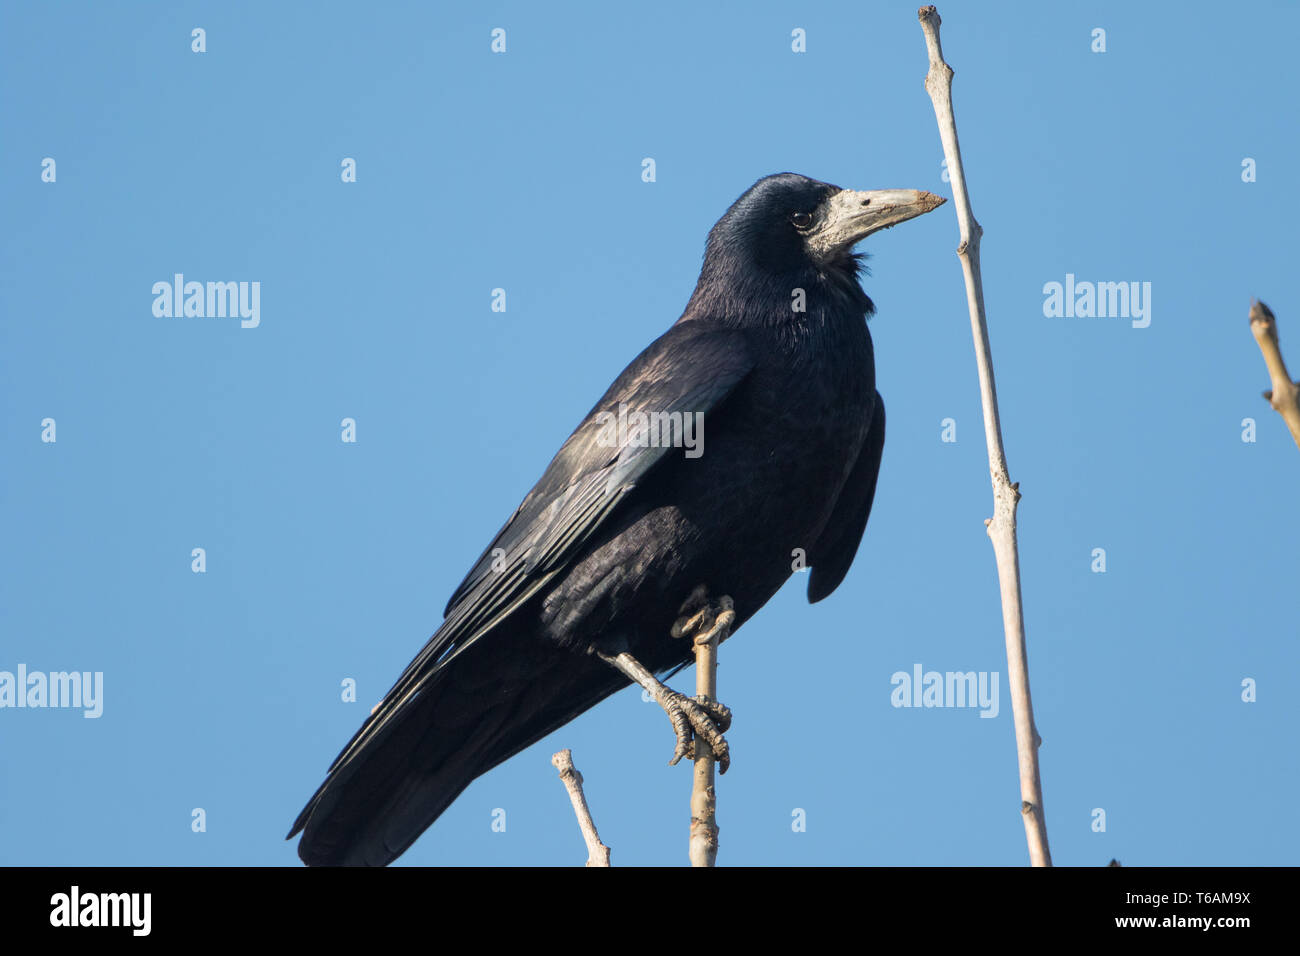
[808,188,946,259]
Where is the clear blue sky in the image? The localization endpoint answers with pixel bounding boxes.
[2,0,1296,866]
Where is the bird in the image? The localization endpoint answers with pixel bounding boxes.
[288,172,944,865]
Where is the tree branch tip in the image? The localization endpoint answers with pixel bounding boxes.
[552,748,611,866]
[552,749,586,787]
[1249,299,1274,324]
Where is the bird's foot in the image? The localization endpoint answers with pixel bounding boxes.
[593,586,738,774]
[665,586,736,772]
[670,585,735,642]
[662,689,733,772]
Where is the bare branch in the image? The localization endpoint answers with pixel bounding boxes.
[551,749,611,867]
[1249,299,1300,449]
[917,4,1052,867]
[677,595,734,867]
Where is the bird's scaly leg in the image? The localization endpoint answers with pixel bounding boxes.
[595,587,736,773]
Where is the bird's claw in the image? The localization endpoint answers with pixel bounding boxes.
[662,587,736,772]
[671,588,736,645]
[663,690,732,773]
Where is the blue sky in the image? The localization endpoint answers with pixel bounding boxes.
[2,0,1296,866]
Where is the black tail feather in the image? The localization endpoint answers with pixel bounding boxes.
[290,632,627,866]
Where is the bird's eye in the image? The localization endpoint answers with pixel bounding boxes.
[791,211,813,229]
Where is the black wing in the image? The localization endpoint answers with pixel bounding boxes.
[290,320,755,837]
[807,391,885,603]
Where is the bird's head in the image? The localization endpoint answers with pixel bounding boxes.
[712,172,946,275]
[687,173,945,325]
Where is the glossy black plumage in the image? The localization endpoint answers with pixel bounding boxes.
[289,173,895,866]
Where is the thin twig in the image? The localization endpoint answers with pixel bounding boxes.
[551,749,611,866]
[687,597,734,867]
[1249,299,1300,449]
[917,5,1052,866]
